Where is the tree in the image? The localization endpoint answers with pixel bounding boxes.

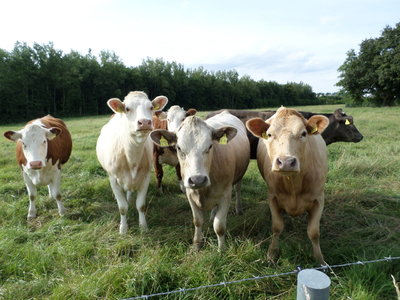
[337,22,400,106]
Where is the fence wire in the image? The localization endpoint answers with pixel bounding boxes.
[122,256,400,300]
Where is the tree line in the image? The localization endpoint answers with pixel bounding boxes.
[337,22,400,106]
[0,42,323,123]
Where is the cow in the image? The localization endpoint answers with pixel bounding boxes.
[299,108,363,145]
[96,91,168,234]
[206,108,363,159]
[3,115,72,219]
[246,107,329,265]
[152,105,197,192]
[150,111,250,251]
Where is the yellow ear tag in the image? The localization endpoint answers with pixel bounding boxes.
[159,136,169,147]
[311,127,318,134]
[261,132,268,139]
[345,119,351,125]
[219,134,228,145]
[153,104,160,111]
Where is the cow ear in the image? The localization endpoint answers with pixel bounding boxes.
[107,98,125,113]
[186,108,197,117]
[150,129,176,147]
[152,96,168,112]
[47,127,62,140]
[306,115,329,135]
[246,118,270,138]
[334,108,345,120]
[212,127,237,144]
[155,111,167,120]
[4,130,21,142]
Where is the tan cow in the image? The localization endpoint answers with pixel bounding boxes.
[152,105,197,192]
[4,115,72,219]
[246,107,329,264]
[151,111,250,251]
[96,91,168,234]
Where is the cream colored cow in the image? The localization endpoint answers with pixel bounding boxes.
[96,91,168,234]
[151,111,250,251]
[246,107,329,264]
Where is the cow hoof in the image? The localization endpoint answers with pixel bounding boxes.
[27,214,36,220]
[267,249,279,264]
[235,208,244,215]
[119,225,128,234]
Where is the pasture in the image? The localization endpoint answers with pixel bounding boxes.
[0,104,399,299]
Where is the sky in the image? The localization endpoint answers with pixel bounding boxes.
[1,0,399,93]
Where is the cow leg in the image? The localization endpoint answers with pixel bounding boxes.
[126,191,134,204]
[267,196,284,262]
[188,196,204,251]
[307,198,325,265]
[47,169,65,216]
[135,173,150,231]
[234,180,243,215]
[175,164,185,193]
[213,194,230,251]
[109,176,129,234]
[153,150,163,191]
[23,172,37,219]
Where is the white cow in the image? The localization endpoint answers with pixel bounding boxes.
[96,91,168,234]
[151,111,250,251]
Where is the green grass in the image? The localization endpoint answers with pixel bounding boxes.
[0,105,399,299]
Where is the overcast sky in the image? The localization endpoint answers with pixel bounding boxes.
[1,0,399,93]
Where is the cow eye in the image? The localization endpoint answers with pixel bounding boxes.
[205,144,213,153]
[126,107,131,112]
[301,131,307,138]
[267,133,272,138]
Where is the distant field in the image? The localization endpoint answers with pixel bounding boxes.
[0,105,399,299]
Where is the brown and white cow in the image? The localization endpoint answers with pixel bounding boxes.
[4,115,72,219]
[151,111,250,251]
[152,105,197,192]
[96,91,168,234]
[246,107,329,264]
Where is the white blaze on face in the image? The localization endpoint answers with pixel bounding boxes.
[266,114,307,173]
[167,105,186,132]
[17,123,56,169]
[176,117,214,189]
[123,93,154,132]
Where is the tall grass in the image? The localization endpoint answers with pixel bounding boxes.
[0,105,399,299]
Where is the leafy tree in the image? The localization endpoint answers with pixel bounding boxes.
[337,22,400,106]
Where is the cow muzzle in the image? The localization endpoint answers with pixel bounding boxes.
[273,156,299,173]
[187,175,209,189]
[29,161,43,169]
[137,118,153,131]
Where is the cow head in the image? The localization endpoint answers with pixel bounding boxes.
[150,116,237,189]
[107,91,168,134]
[4,123,61,169]
[166,105,197,132]
[323,108,363,145]
[246,107,329,174]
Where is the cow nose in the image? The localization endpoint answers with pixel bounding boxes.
[188,175,208,188]
[137,118,152,130]
[276,156,298,172]
[30,161,43,169]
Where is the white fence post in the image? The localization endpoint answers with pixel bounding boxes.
[296,269,331,300]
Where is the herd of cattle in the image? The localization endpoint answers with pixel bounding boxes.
[4,91,363,265]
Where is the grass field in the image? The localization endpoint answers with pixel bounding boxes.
[0,104,399,299]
